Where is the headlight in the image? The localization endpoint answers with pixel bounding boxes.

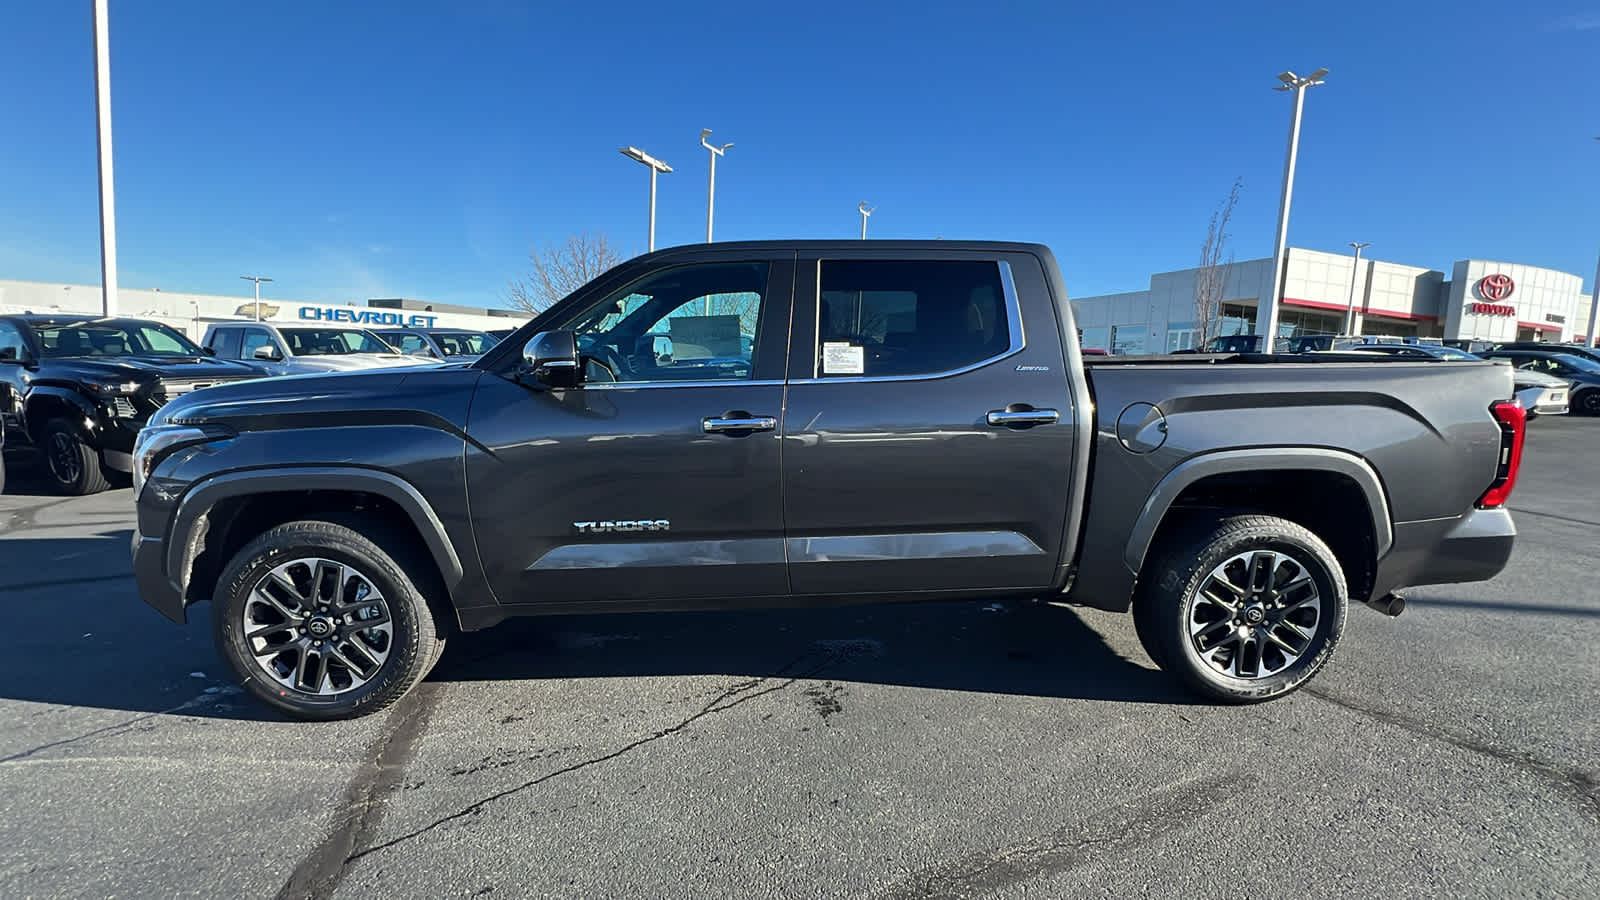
[132,423,231,498]
[84,381,141,395]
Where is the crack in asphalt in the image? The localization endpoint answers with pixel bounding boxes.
[0,691,230,764]
[1511,507,1600,530]
[1306,688,1600,822]
[275,683,441,900]
[342,648,845,865]
[872,772,1248,899]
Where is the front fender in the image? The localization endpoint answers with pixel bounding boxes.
[23,386,99,438]
[165,466,466,606]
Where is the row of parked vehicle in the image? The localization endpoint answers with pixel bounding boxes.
[1156,334,1597,418]
[0,313,508,495]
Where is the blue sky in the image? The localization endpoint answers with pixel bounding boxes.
[1,1,1596,309]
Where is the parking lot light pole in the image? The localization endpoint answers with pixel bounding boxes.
[240,275,273,321]
[1262,67,1328,354]
[1343,241,1371,335]
[92,0,119,318]
[620,147,672,252]
[700,129,732,243]
[859,202,874,239]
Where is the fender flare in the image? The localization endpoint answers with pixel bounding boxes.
[166,465,465,601]
[23,387,99,438]
[1122,447,1394,574]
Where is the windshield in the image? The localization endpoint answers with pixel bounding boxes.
[1429,346,1478,360]
[428,331,495,355]
[280,329,394,356]
[35,321,206,358]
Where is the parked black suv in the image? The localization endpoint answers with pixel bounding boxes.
[0,315,265,494]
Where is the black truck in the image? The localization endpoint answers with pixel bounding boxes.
[129,242,1523,720]
[0,315,265,494]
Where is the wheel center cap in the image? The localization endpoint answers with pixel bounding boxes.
[306,617,334,637]
[1244,605,1266,625]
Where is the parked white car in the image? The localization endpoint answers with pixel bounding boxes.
[202,323,441,376]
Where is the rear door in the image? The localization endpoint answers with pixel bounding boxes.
[781,250,1078,596]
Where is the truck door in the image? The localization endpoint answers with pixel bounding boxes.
[781,252,1077,596]
[464,255,795,605]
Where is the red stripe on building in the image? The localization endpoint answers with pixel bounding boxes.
[1281,297,1439,321]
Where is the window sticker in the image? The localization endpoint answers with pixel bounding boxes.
[822,341,864,375]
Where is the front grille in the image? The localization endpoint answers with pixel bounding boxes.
[154,378,240,407]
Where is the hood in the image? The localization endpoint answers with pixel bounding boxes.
[42,355,266,383]
[154,366,481,430]
[287,353,443,372]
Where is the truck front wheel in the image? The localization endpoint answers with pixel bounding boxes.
[1134,515,1347,703]
[212,519,447,720]
[42,418,110,495]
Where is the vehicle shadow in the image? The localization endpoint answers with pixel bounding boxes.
[430,598,1195,705]
[0,529,1190,718]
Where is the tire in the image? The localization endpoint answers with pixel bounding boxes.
[42,418,110,495]
[0,453,6,495]
[1577,390,1600,417]
[1133,514,1347,703]
[212,519,448,721]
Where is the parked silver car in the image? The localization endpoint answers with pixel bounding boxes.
[372,327,500,363]
[202,322,439,376]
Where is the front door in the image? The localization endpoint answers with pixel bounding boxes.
[781,252,1078,597]
[465,256,794,606]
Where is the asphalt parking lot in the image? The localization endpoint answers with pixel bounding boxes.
[1,418,1596,899]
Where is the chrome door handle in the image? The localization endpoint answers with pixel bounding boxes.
[703,415,777,434]
[986,408,1059,427]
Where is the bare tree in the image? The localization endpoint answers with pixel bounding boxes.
[1193,178,1242,350]
[508,232,624,314]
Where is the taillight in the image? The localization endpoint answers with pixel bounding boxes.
[1476,400,1526,508]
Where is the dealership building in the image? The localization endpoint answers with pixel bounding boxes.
[0,279,528,342]
[1071,248,1596,354]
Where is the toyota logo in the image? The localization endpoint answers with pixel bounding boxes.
[307,618,332,637]
[1479,274,1514,302]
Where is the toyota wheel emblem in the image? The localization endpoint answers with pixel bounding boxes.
[1479,273,1514,302]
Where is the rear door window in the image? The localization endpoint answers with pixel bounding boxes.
[815,260,1012,378]
[210,327,243,359]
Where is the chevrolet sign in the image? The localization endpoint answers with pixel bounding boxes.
[298,306,437,328]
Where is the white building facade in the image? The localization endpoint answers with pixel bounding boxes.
[1072,248,1594,354]
[0,280,528,342]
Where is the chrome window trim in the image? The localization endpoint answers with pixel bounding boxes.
[582,379,785,391]
[795,258,1025,385]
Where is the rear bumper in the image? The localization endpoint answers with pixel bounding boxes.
[1516,385,1568,416]
[1374,508,1516,597]
[131,527,185,624]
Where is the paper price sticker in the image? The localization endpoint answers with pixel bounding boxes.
[822,342,865,375]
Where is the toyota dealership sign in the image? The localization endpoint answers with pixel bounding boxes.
[1477,273,1515,301]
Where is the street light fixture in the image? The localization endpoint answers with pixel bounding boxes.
[700,129,732,243]
[1588,137,1600,347]
[240,275,273,322]
[92,0,119,318]
[620,146,672,252]
[1261,67,1329,353]
[1343,241,1371,335]
[859,202,874,240]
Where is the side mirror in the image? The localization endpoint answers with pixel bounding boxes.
[202,346,217,356]
[521,330,582,388]
[253,344,283,361]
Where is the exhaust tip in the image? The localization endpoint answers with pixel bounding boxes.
[1362,592,1406,617]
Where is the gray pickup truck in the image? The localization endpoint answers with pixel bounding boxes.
[130,241,1523,720]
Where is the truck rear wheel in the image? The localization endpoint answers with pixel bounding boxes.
[212,519,447,721]
[1135,515,1347,703]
